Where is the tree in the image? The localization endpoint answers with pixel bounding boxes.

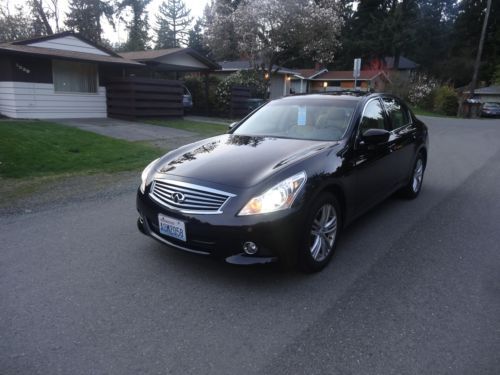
[410,0,457,75]
[232,0,343,71]
[0,4,34,42]
[188,18,208,55]
[155,0,192,49]
[203,0,240,60]
[65,0,114,43]
[118,0,151,51]
[30,0,54,35]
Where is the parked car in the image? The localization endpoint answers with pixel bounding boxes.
[137,93,429,272]
[182,85,193,110]
[481,102,500,118]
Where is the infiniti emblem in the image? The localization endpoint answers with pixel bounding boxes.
[172,192,186,203]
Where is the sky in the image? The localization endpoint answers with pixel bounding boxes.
[8,0,210,44]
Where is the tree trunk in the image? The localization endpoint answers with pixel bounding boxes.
[33,0,53,35]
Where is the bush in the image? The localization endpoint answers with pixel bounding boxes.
[407,73,438,110]
[214,70,267,115]
[183,75,220,115]
[433,86,459,116]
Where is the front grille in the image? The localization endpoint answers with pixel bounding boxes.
[150,179,235,214]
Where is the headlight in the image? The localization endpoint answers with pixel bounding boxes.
[238,171,307,216]
[140,158,160,194]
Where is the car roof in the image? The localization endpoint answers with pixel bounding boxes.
[279,93,365,102]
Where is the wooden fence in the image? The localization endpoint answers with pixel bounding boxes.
[106,77,183,119]
[230,86,251,118]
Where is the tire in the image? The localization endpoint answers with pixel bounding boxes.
[298,193,341,273]
[400,152,425,199]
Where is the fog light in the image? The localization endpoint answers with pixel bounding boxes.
[243,241,258,255]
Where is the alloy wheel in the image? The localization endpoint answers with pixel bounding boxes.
[412,158,424,193]
[310,203,337,262]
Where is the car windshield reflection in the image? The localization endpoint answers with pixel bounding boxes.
[232,98,358,141]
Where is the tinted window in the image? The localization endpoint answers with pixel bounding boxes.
[359,100,387,133]
[383,97,409,129]
[233,98,357,141]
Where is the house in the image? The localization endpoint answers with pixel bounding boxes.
[462,86,500,103]
[119,48,220,78]
[366,56,419,80]
[0,32,142,119]
[290,68,328,94]
[307,70,391,92]
[214,60,300,99]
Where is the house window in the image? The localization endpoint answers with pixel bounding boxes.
[53,60,98,93]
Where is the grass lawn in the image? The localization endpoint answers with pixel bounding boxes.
[146,119,228,137]
[0,121,163,179]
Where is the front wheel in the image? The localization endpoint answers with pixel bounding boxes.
[298,193,341,273]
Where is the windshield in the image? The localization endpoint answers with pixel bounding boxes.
[484,102,500,108]
[233,98,358,141]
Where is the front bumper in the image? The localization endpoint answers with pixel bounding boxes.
[136,190,303,265]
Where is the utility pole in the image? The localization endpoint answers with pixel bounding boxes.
[470,0,492,96]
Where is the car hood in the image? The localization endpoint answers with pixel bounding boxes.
[156,134,335,188]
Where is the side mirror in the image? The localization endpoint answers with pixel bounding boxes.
[228,121,238,131]
[360,128,390,145]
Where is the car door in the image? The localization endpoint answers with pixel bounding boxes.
[381,96,418,185]
[349,98,397,215]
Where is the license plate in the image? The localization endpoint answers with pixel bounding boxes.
[158,214,186,242]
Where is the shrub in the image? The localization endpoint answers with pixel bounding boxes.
[433,86,459,116]
[183,75,220,115]
[214,70,267,115]
[407,73,439,110]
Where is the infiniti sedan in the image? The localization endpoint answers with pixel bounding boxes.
[137,93,428,272]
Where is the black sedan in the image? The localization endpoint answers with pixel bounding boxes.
[137,93,428,272]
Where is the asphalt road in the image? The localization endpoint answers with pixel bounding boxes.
[2,116,500,375]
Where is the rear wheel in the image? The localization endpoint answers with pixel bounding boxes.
[298,193,341,273]
[400,153,425,199]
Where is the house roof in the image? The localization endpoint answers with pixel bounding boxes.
[120,48,184,60]
[292,68,328,79]
[120,48,220,70]
[0,43,143,66]
[10,31,121,57]
[383,56,419,70]
[313,70,388,81]
[217,60,298,75]
[463,85,500,95]
[0,31,142,66]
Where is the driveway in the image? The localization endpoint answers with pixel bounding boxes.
[54,118,196,142]
[1,116,500,375]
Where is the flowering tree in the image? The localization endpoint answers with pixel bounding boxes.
[407,73,439,107]
[232,0,343,72]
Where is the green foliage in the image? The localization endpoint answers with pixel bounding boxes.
[188,18,208,55]
[65,0,114,43]
[183,75,220,115]
[214,71,267,115]
[0,121,162,179]
[433,86,459,116]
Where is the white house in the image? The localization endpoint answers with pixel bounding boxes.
[0,32,142,119]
